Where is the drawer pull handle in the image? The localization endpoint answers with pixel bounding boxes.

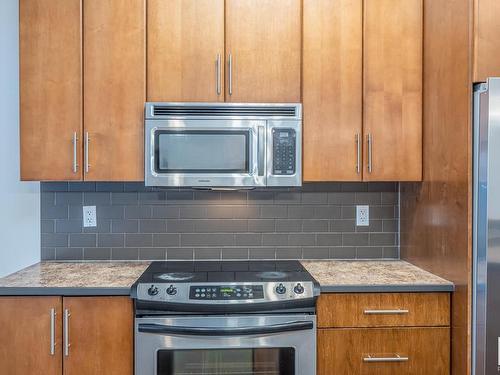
[363,354,409,363]
[363,309,409,315]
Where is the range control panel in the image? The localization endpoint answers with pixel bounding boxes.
[189,285,264,300]
[272,128,296,175]
[135,281,316,304]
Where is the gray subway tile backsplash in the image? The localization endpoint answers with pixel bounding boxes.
[40,182,400,261]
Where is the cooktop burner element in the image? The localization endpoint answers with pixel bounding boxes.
[154,272,195,281]
[256,271,289,279]
[131,261,320,314]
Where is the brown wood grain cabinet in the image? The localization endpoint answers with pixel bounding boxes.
[225,0,301,103]
[0,296,132,375]
[318,327,450,375]
[317,293,451,375]
[0,297,62,375]
[303,0,423,182]
[363,0,423,181]
[147,0,225,102]
[83,0,146,181]
[20,0,82,181]
[302,0,363,181]
[317,293,450,328]
[62,297,133,375]
[473,0,500,82]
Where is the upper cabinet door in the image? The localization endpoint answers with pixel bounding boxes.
[63,297,133,375]
[473,0,500,83]
[148,0,225,102]
[363,0,423,181]
[0,297,62,375]
[303,0,363,182]
[20,0,82,181]
[83,0,146,181]
[225,0,301,103]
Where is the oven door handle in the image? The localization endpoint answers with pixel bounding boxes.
[137,320,314,336]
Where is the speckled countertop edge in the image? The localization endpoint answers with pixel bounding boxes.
[0,260,454,296]
[302,260,455,292]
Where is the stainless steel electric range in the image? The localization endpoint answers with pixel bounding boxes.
[131,260,320,375]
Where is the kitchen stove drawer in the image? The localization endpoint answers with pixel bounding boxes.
[318,327,450,375]
[317,293,450,328]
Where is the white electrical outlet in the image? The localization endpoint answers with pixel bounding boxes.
[83,206,97,227]
[356,205,369,226]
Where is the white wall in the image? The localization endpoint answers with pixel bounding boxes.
[0,0,40,277]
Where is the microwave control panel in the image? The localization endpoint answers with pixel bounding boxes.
[272,129,296,175]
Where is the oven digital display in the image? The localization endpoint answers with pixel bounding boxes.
[189,285,264,300]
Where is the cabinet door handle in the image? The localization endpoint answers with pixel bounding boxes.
[363,354,409,363]
[228,53,233,96]
[367,133,373,173]
[50,308,56,356]
[64,309,71,357]
[84,132,90,173]
[356,133,361,174]
[216,53,221,96]
[363,309,409,315]
[72,132,78,173]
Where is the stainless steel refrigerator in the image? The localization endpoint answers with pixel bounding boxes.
[473,77,500,375]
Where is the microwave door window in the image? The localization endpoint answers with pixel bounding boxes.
[155,131,249,173]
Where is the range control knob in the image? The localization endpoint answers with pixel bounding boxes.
[147,285,159,296]
[166,285,177,296]
[275,283,287,295]
[293,283,305,294]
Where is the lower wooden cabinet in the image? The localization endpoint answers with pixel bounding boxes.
[317,292,451,375]
[318,327,450,375]
[0,296,132,375]
[0,297,62,375]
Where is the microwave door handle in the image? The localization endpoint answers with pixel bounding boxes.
[257,126,265,176]
[137,321,313,337]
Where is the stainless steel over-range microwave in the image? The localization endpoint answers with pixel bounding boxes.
[145,102,302,188]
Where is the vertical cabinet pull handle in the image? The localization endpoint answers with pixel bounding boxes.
[84,132,90,173]
[367,133,373,173]
[64,309,71,357]
[356,133,361,174]
[50,308,56,355]
[72,132,78,173]
[216,53,221,96]
[228,53,233,96]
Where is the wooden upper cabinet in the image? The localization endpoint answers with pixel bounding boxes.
[20,0,82,181]
[303,0,363,181]
[63,297,133,375]
[0,297,62,375]
[225,0,301,102]
[363,0,423,181]
[474,0,500,82]
[83,0,145,181]
[147,0,225,102]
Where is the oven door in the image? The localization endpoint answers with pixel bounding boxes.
[135,314,316,375]
[145,119,266,187]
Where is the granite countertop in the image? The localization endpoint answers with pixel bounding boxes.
[0,262,150,296]
[0,260,454,296]
[302,260,454,292]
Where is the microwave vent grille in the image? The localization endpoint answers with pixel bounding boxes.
[150,104,299,118]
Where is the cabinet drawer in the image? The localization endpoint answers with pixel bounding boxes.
[318,327,450,375]
[317,293,450,328]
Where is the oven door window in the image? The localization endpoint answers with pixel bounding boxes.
[157,348,295,375]
[155,131,250,174]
